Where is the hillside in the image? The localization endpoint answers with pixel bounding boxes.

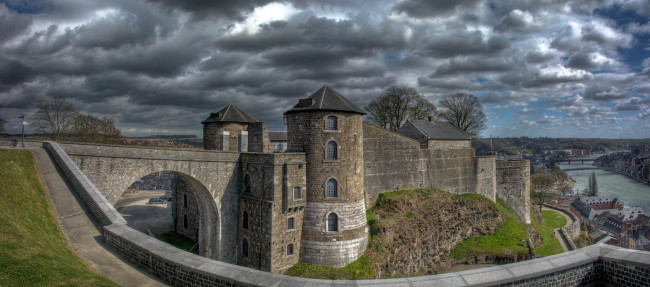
[0,149,116,286]
[365,189,507,277]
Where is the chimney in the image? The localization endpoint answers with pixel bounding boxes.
[428,116,434,123]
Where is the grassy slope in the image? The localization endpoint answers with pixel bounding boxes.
[0,149,117,286]
[451,198,529,259]
[531,210,567,257]
[161,231,199,255]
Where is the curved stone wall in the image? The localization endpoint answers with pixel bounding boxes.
[44,141,650,286]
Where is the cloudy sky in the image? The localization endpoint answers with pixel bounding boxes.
[1,0,650,138]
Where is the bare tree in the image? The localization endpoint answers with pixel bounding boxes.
[73,113,124,144]
[33,97,77,140]
[531,173,555,212]
[408,95,437,121]
[365,86,436,131]
[438,93,486,138]
[0,105,6,134]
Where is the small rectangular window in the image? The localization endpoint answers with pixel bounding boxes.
[287,244,294,255]
[293,187,302,200]
[287,217,295,230]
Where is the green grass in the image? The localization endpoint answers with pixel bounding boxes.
[450,198,529,259]
[531,210,567,257]
[285,255,375,279]
[0,149,117,286]
[161,231,199,254]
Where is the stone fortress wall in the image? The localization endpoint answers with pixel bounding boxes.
[496,160,532,224]
[36,141,650,286]
[362,123,530,223]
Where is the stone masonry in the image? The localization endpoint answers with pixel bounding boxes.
[37,140,650,286]
[51,85,531,273]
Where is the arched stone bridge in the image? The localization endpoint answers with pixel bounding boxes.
[58,142,242,263]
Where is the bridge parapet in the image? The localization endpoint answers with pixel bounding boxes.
[103,221,650,286]
[43,141,126,226]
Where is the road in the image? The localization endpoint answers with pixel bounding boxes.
[114,193,173,238]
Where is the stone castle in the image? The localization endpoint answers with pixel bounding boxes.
[171,86,531,273]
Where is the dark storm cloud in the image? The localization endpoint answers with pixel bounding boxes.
[493,9,533,32]
[525,51,557,63]
[566,53,600,70]
[147,0,275,21]
[0,58,33,86]
[217,20,299,52]
[615,97,648,111]
[393,0,482,18]
[0,4,32,44]
[1,0,649,137]
[433,57,515,76]
[584,85,630,101]
[218,13,407,54]
[422,32,509,58]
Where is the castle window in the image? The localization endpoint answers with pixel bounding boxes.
[327,213,338,232]
[183,194,188,208]
[288,217,295,230]
[293,187,302,200]
[287,244,294,255]
[326,116,337,130]
[243,211,249,230]
[244,174,251,193]
[326,179,338,197]
[326,141,337,160]
[242,239,249,257]
[183,214,188,229]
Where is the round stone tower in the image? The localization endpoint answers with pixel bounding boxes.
[284,86,367,268]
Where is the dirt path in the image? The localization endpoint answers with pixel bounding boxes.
[13,147,167,287]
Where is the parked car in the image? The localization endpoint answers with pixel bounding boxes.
[148,197,165,204]
[160,194,172,201]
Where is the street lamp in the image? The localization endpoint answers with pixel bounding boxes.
[18,115,26,147]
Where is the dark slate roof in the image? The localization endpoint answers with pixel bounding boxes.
[201,105,258,124]
[269,131,287,142]
[408,119,470,140]
[284,86,365,115]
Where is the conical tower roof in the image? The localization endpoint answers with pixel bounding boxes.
[201,104,258,124]
[284,86,366,115]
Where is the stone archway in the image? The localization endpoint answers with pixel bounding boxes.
[171,172,220,259]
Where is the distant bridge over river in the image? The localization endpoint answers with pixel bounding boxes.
[555,158,597,165]
[560,167,617,172]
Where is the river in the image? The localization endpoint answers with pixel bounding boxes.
[558,155,650,213]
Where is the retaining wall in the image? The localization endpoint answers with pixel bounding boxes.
[363,123,490,207]
[42,141,126,226]
[544,203,581,250]
[44,140,650,286]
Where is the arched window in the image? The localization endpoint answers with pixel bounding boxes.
[244,174,251,193]
[326,116,337,130]
[326,179,338,197]
[243,211,249,229]
[326,141,337,160]
[242,239,249,257]
[183,194,188,208]
[327,213,338,232]
[183,214,188,229]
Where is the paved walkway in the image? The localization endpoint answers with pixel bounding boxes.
[9,147,167,287]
